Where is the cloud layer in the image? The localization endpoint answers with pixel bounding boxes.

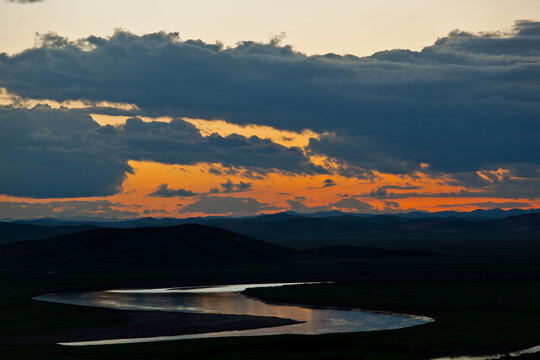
[1,23,539,177]
[1,22,539,211]
[0,200,138,219]
[6,0,43,3]
[148,184,197,197]
[178,195,279,216]
[0,105,321,198]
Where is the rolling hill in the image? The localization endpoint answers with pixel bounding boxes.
[0,224,296,269]
[207,213,540,248]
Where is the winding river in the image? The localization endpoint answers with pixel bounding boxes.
[36,282,432,346]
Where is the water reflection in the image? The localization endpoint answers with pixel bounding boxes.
[36,282,432,346]
[430,344,540,360]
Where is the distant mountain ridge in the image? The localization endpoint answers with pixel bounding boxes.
[208,213,540,248]
[7,208,539,229]
[1,211,539,250]
[0,222,97,245]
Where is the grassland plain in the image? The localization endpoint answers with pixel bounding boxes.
[1,244,540,360]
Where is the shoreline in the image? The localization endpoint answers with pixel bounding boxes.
[0,309,300,345]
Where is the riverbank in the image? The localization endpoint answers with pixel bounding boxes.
[0,306,299,345]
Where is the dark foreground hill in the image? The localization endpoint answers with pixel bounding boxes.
[0,222,97,245]
[304,246,442,260]
[0,223,446,271]
[0,224,296,269]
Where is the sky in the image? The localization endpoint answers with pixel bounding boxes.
[1,0,539,219]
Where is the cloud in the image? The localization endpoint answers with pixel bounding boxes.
[285,200,329,214]
[331,197,376,212]
[323,178,337,187]
[286,197,376,214]
[178,195,280,216]
[6,0,43,3]
[208,168,222,175]
[307,178,338,189]
[210,179,253,194]
[383,201,402,211]
[0,105,322,198]
[437,201,533,209]
[0,200,138,219]
[1,24,539,178]
[0,105,131,198]
[381,185,422,190]
[148,184,197,197]
[369,187,389,198]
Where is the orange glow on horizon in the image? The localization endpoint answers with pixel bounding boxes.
[1,160,538,218]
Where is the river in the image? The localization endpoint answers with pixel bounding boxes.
[36,282,431,345]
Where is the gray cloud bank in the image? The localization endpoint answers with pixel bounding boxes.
[286,197,378,214]
[0,105,321,198]
[178,195,279,216]
[210,179,253,194]
[1,22,539,177]
[0,200,138,220]
[148,184,197,197]
[6,0,42,3]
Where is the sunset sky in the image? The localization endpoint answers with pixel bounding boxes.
[1,0,539,219]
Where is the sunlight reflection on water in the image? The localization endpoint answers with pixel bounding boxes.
[35,282,432,346]
[430,344,540,360]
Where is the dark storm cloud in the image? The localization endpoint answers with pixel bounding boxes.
[0,106,322,198]
[0,105,131,198]
[178,195,280,216]
[0,21,540,198]
[148,184,197,197]
[1,23,539,177]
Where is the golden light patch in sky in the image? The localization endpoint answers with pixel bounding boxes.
[0,88,139,112]
[93,161,537,217]
[183,118,318,148]
[90,114,173,126]
[88,115,318,150]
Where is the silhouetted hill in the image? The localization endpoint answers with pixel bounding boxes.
[0,224,296,269]
[0,222,97,245]
[403,208,540,219]
[248,212,305,222]
[8,208,539,230]
[5,212,539,250]
[208,213,540,248]
[285,210,351,218]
